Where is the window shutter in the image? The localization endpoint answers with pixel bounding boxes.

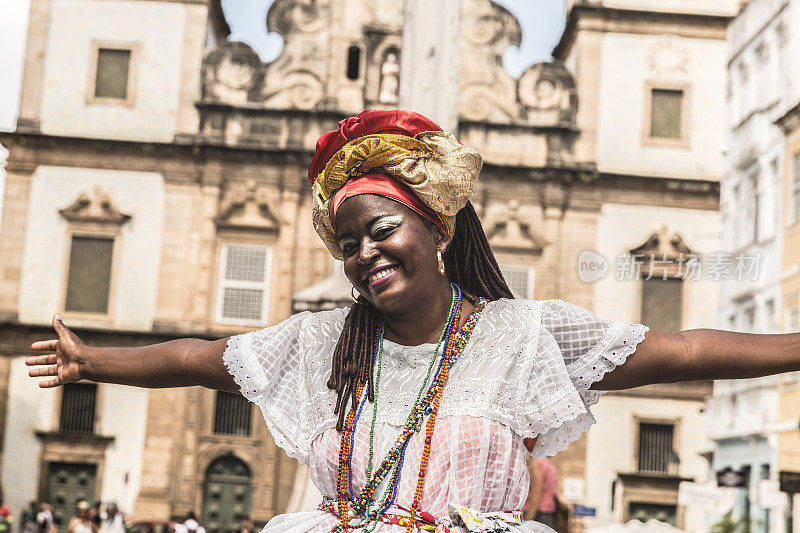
[95,48,131,99]
[59,383,97,434]
[640,278,682,332]
[499,265,535,299]
[213,391,252,436]
[650,89,683,139]
[638,423,674,473]
[65,236,114,314]
[217,245,272,324]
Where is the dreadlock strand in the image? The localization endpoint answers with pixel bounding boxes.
[330,301,380,431]
[444,201,514,300]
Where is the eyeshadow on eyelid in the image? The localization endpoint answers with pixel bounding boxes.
[371,215,402,232]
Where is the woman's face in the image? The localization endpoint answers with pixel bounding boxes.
[335,194,449,314]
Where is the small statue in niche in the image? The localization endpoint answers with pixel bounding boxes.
[379,52,400,104]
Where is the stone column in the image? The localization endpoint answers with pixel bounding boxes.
[539,181,567,299]
[16,0,51,132]
[190,172,223,328]
[0,166,34,316]
[399,0,463,132]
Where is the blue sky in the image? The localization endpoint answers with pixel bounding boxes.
[222,0,566,78]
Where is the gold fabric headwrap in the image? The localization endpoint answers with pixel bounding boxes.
[312,131,483,260]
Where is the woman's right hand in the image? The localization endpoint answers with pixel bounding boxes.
[26,314,86,388]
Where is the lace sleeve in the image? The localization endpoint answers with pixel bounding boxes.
[221,311,317,465]
[527,299,649,458]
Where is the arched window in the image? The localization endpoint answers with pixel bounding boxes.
[346,45,361,80]
[203,456,251,533]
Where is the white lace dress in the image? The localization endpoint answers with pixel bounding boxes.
[223,298,649,533]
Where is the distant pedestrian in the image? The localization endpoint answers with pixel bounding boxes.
[35,504,55,533]
[21,502,37,533]
[523,457,559,528]
[87,503,101,532]
[236,518,253,533]
[0,499,12,533]
[99,503,125,533]
[180,512,204,533]
[68,501,96,533]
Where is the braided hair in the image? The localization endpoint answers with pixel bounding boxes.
[327,201,514,430]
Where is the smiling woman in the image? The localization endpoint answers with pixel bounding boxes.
[26,110,800,533]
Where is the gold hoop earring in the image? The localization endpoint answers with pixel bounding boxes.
[351,286,363,304]
[437,249,445,276]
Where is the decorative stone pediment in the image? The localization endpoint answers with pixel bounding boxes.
[217,181,281,231]
[458,0,578,128]
[58,188,131,226]
[629,226,695,260]
[484,200,545,252]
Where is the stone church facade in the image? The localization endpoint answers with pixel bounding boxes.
[0,0,722,530]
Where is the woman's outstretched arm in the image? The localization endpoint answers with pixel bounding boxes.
[26,314,237,392]
[593,328,800,390]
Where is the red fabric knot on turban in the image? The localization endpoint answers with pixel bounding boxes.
[308,109,442,184]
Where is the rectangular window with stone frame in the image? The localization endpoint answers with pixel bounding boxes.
[88,42,137,105]
[646,85,689,146]
[216,244,273,325]
[791,151,800,225]
[64,235,115,315]
[787,294,800,334]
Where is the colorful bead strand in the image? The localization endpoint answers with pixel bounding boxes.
[406,298,486,532]
[329,285,486,533]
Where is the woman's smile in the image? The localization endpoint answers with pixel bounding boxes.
[365,264,399,290]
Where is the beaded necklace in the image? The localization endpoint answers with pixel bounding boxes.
[335,286,461,532]
[353,287,456,484]
[365,290,462,530]
[352,286,458,530]
[329,285,487,533]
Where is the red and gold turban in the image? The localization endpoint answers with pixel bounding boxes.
[310,110,483,259]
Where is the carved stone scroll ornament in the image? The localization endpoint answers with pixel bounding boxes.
[517,62,578,127]
[217,181,282,231]
[458,0,521,122]
[202,42,266,104]
[261,71,324,110]
[458,0,578,129]
[59,188,132,226]
[258,0,330,110]
[268,0,327,35]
